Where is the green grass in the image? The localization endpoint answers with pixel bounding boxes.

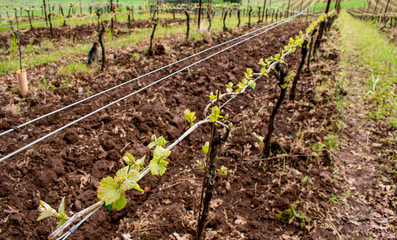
[337,11,397,127]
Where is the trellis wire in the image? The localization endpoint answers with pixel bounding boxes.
[0,13,298,137]
[46,2,320,238]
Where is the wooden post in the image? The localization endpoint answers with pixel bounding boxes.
[373,0,379,14]
[43,0,48,27]
[185,10,190,41]
[262,0,266,22]
[384,0,390,17]
[248,6,252,27]
[237,9,241,27]
[48,13,53,38]
[198,0,203,31]
[98,24,106,71]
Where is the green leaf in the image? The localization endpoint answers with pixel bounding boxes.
[112,195,127,211]
[120,169,140,192]
[58,197,65,216]
[225,82,234,93]
[153,145,171,159]
[133,183,144,192]
[209,92,217,100]
[148,134,168,149]
[56,218,68,229]
[148,142,157,149]
[123,152,135,165]
[184,109,196,126]
[37,200,57,221]
[149,158,169,176]
[209,106,223,122]
[202,141,209,154]
[135,156,146,166]
[97,177,123,205]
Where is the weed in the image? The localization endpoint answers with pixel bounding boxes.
[58,62,91,76]
[38,77,55,92]
[85,88,93,95]
[276,202,308,227]
[217,165,232,176]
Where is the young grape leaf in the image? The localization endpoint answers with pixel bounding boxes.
[57,218,68,229]
[209,106,223,122]
[133,183,144,192]
[112,195,127,211]
[37,200,57,221]
[123,152,135,165]
[202,141,209,154]
[57,197,68,219]
[97,177,123,205]
[118,168,140,192]
[135,155,146,166]
[225,82,234,93]
[153,145,171,159]
[149,158,169,176]
[184,109,196,126]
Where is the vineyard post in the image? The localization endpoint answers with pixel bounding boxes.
[110,0,114,31]
[26,8,33,29]
[261,0,266,22]
[14,9,18,27]
[248,6,252,27]
[173,8,175,20]
[373,0,379,14]
[148,20,158,55]
[263,63,289,157]
[384,0,390,18]
[131,6,134,21]
[258,7,261,23]
[68,3,72,17]
[98,24,106,71]
[43,0,48,27]
[127,6,131,27]
[79,0,82,15]
[237,9,241,27]
[313,0,331,55]
[289,40,308,101]
[299,0,304,14]
[198,0,203,31]
[185,10,190,41]
[48,13,53,38]
[60,5,66,26]
[32,6,34,18]
[306,28,317,72]
[287,0,291,13]
[265,8,268,22]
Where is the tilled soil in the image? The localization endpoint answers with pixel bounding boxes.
[0,18,186,49]
[0,21,341,239]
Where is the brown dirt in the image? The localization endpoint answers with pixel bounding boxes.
[0,21,347,239]
[0,18,186,50]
